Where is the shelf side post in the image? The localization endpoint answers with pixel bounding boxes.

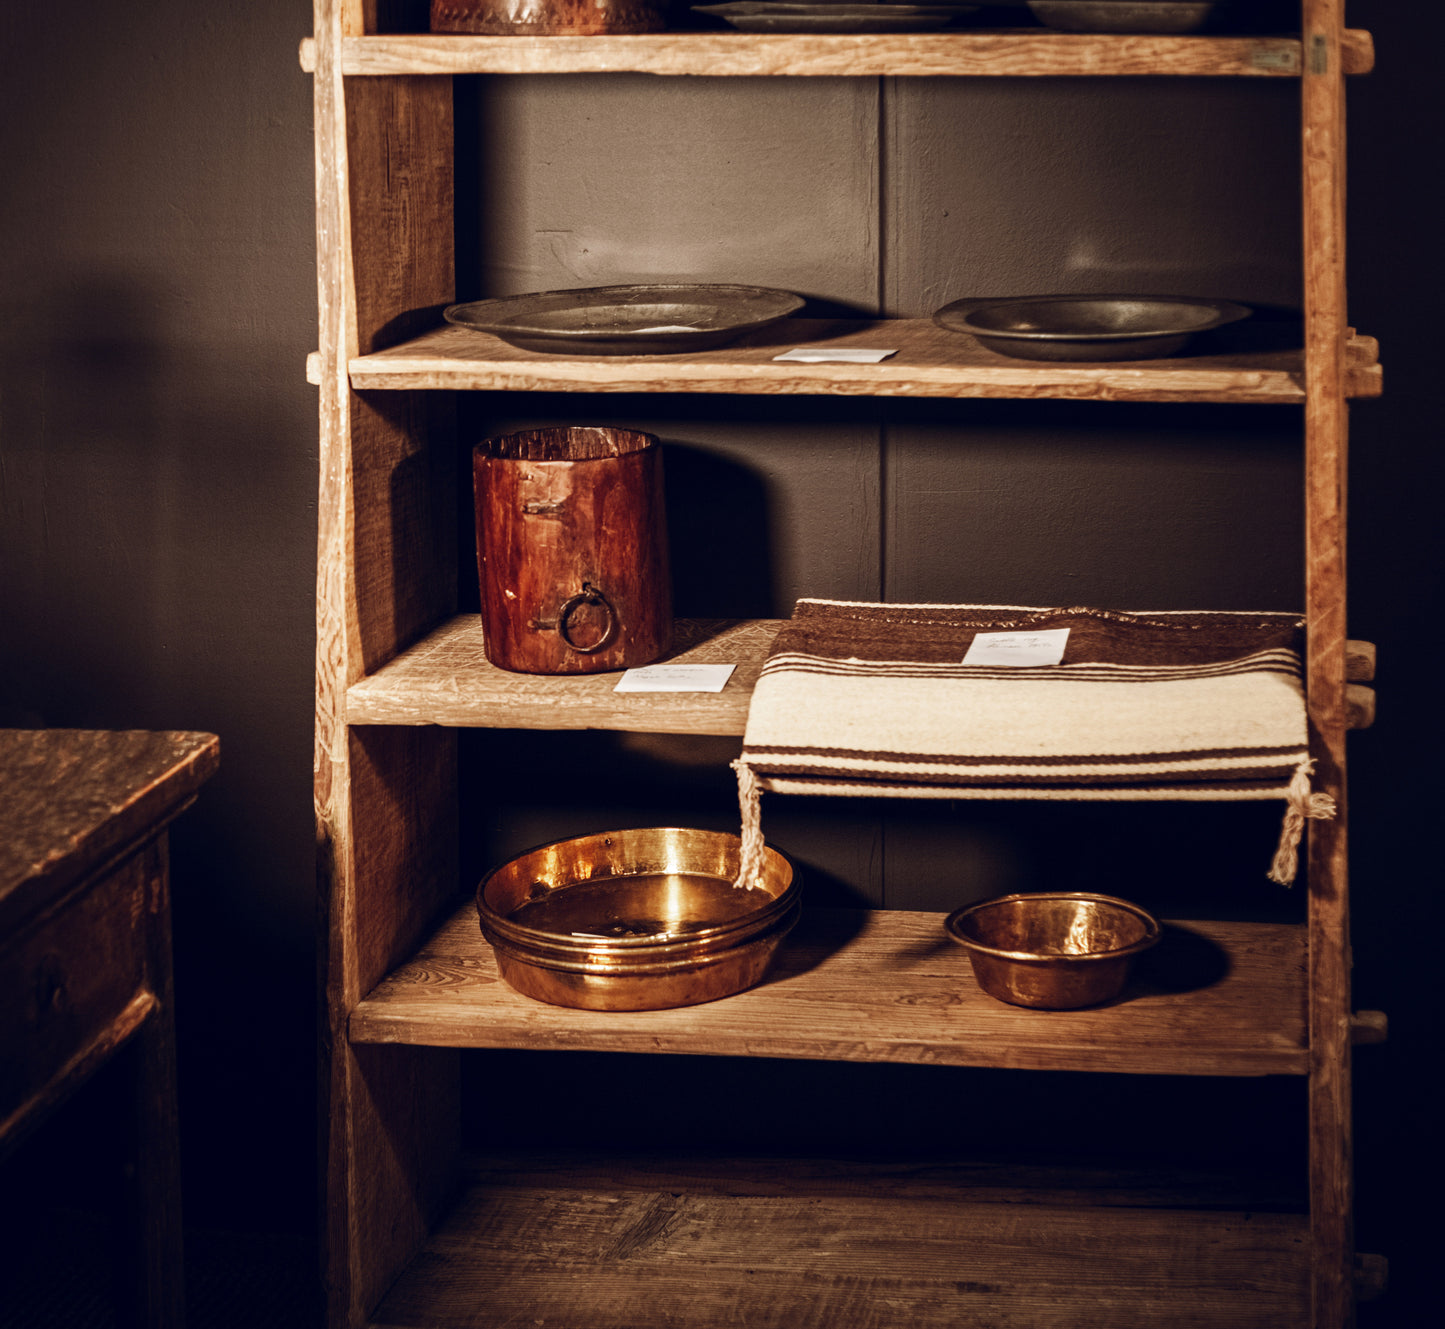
[313,3,461,1327]
[1301,2,1355,1327]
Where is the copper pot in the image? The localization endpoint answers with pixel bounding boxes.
[431,0,667,35]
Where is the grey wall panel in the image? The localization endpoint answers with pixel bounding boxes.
[882,400,1304,611]
[884,78,1301,317]
[469,75,882,311]
[466,393,883,617]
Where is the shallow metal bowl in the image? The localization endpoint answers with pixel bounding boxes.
[933,294,1250,361]
[444,283,804,356]
[1026,1,1219,34]
[477,827,798,1010]
[945,892,1161,1010]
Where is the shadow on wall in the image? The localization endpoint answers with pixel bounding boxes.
[0,270,318,1230]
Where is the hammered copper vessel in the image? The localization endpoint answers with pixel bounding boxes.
[431,0,666,35]
[477,828,799,1010]
[945,891,1161,1009]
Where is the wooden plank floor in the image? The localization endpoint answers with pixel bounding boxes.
[350,907,1309,1077]
[368,1153,1309,1329]
[347,320,1383,403]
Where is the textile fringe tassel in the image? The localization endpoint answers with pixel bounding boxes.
[732,758,766,889]
[1267,759,1338,885]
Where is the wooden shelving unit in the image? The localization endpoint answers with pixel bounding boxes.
[310,3,1378,1326]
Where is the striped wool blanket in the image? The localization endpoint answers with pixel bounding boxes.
[733,599,1333,885]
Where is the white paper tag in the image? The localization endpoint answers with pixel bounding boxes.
[614,664,737,693]
[962,628,1070,668]
[772,347,898,364]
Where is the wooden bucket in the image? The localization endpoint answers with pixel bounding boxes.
[473,427,672,675]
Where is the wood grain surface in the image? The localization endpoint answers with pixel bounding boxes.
[297,31,1376,79]
[347,616,774,730]
[312,4,462,1324]
[369,1151,1310,1329]
[0,729,218,936]
[1301,3,1356,1325]
[351,905,1311,1077]
[348,320,1382,403]
[347,616,1379,733]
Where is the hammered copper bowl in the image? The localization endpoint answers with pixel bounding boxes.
[945,892,1161,1010]
[477,827,799,1011]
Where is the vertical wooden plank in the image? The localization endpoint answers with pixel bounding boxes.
[313,2,460,1326]
[1301,3,1353,1328]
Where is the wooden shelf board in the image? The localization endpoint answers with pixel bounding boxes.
[368,1151,1309,1328]
[346,616,774,733]
[347,616,1378,733]
[350,905,1309,1076]
[301,30,1375,80]
[347,320,1382,403]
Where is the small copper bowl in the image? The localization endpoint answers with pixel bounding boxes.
[945,892,1161,1010]
[477,828,798,1011]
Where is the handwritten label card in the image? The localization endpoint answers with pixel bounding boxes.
[772,347,898,364]
[961,628,1070,668]
[614,664,737,693]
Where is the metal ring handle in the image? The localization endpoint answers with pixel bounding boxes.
[557,582,619,654]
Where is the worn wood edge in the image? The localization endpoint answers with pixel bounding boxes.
[307,350,323,384]
[1343,639,1374,681]
[1339,29,1373,76]
[314,17,463,1327]
[1353,1253,1387,1302]
[0,732,219,938]
[331,32,1334,79]
[349,618,1379,735]
[309,29,1376,80]
[0,990,157,1158]
[348,328,1322,405]
[345,616,771,733]
[1301,4,1355,1325]
[1348,1010,1385,1046]
[1343,684,1373,731]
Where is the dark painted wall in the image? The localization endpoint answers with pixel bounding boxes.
[1,1,1439,1322]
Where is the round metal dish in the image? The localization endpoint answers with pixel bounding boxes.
[932,294,1250,361]
[444,284,805,356]
[477,827,799,1010]
[692,3,976,34]
[1026,1,1219,34]
[945,891,1162,1010]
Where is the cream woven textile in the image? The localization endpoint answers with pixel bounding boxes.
[733,599,1333,885]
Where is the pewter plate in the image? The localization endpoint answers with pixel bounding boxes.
[1026,1,1219,34]
[444,283,805,355]
[933,294,1251,362]
[693,3,976,34]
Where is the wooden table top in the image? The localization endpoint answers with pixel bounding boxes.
[0,730,219,935]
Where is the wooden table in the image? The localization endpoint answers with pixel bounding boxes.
[0,729,220,1329]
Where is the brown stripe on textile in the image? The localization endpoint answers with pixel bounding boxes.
[775,600,1303,667]
[746,765,1304,787]
[743,743,1308,766]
